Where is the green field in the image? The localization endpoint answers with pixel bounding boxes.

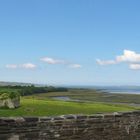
[37,89,140,104]
[0,89,140,117]
[0,96,138,117]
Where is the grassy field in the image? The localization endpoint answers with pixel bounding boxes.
[0,96,138,117]
[36,89,140,104]
[0,89,140,117]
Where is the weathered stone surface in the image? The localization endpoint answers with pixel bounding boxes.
[0,97,20,109]
[0,111,140,140]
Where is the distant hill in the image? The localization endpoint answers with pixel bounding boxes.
[0,81,35,86]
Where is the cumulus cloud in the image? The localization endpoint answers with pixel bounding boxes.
[6,63,36,69]
[6,64,18,69]
[40,57,65,64]
[20,63,37,69]
[96,59,116,65]
[129,64,140,70]
[96,50,140,70]
[116,50,140,63]
[69,64,82,68]
[41,56,82,69]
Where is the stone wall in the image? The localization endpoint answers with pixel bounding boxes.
[0,111,140,140]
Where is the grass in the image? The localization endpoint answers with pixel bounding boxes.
[36,89,140,104]
[0,97,138,117]
[1,89,140,117]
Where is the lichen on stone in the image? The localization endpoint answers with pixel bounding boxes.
[0,92,20,109]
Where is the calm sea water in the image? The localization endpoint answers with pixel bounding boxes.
[68,86,140,94]
[64,85,140,94]
[95,86,140,94]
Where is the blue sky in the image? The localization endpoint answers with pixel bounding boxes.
[1,0,140,85]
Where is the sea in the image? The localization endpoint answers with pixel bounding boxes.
[91,86,140,94]
[66,85,140,94]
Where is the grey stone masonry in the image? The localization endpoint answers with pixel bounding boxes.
[0,111,140,140]
[0,97,20,109]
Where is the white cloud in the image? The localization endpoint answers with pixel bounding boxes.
[96,50,140,70]
[69,64,82,68]
[6,63,36,69]
[40,57,65,64]
[20,63,37,69]
[96,59,116,66]
[40,56,83,70]
[116,50,140,63]
[41,56,82,69]
[129,64,140,70]
[6,64,18,69]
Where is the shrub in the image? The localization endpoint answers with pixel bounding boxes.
[0,91,20,100]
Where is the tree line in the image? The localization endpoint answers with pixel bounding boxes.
[0,85,68,96]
